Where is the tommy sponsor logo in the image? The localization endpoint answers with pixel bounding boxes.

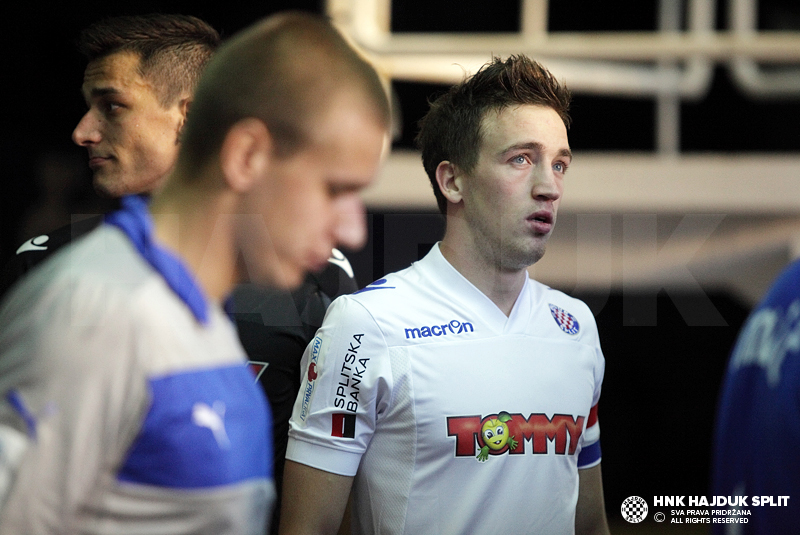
[335,334,367,413]
[331,413,356,438]
[549,304,580,335]
[447,411,585,462]
[299,336,324,423]
[404,319,474,339]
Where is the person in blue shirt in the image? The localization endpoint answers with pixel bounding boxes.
[712,258,800,534]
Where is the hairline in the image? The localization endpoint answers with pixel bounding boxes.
[460,101,570,175]
[83,49,179,109]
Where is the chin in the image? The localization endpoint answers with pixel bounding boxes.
[502,245,546,271]
[258,264,305,291]
[92,176,119,198]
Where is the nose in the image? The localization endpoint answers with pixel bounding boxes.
[72,110,101,147]
[333,195,367,251]
[531,166,562,203]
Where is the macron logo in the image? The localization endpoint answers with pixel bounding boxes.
[192,401,230,449]
[405,320,475,339]
[16,235,49,254]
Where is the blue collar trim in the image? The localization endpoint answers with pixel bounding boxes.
[105,195,209,324]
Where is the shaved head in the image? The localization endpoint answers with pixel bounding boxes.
[178,12,390,176]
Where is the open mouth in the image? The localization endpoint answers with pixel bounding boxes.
[529,211,553,224]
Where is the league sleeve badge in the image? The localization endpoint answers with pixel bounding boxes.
[548,304,580,335]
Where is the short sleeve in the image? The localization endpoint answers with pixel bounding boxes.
[286,296,392,477]
[576,304,605,469]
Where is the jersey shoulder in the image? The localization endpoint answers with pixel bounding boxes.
[526,279,601,345]
[0,216,103,301]
[315,262,433,347]
[0,225,158,333]
[340,261,440,320]
[760,257,800,309]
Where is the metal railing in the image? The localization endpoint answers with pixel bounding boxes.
[327,0,800,154]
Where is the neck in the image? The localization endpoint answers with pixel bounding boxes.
[439,227,528,317]
[149,175,238,303]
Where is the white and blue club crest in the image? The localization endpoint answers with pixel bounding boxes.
[548,304,580,335]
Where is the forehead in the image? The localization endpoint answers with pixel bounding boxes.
[81,50,153,98]
[479,104,569,154]
[302,91,388,175]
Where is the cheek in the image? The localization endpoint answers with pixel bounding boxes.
[134,111,180,150]
[128,127,174,167]
[267,182,326,249]
[333,194,367,250]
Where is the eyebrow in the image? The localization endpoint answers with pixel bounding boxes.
[503,142,573,161]
[88,87,121,98]
[80,84,122,103]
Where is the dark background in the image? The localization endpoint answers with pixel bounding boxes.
[4,0,800,257]
[3,0,799,525]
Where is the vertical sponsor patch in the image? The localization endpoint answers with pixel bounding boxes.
[548,304,580,335]
[331,413,356,438]
[299,336,323,425]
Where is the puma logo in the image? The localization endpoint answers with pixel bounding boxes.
[192,401,230,449]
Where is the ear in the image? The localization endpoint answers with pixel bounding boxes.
[175,95,192,143]
[178,95,192,121]
[435,161,464,205]
[219,118,272,193]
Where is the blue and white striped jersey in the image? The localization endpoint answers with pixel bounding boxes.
[0,196,274,534]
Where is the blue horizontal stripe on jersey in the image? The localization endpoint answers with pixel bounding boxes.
[577,440,601,468]
[118,364,272,488]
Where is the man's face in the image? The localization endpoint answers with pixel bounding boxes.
[237,91,387,289]
[459,104,571,271]
[72,51,186,197]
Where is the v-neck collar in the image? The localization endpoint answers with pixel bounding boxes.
[419,243,532,333]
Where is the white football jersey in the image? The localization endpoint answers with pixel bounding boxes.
[287,244,604,535]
